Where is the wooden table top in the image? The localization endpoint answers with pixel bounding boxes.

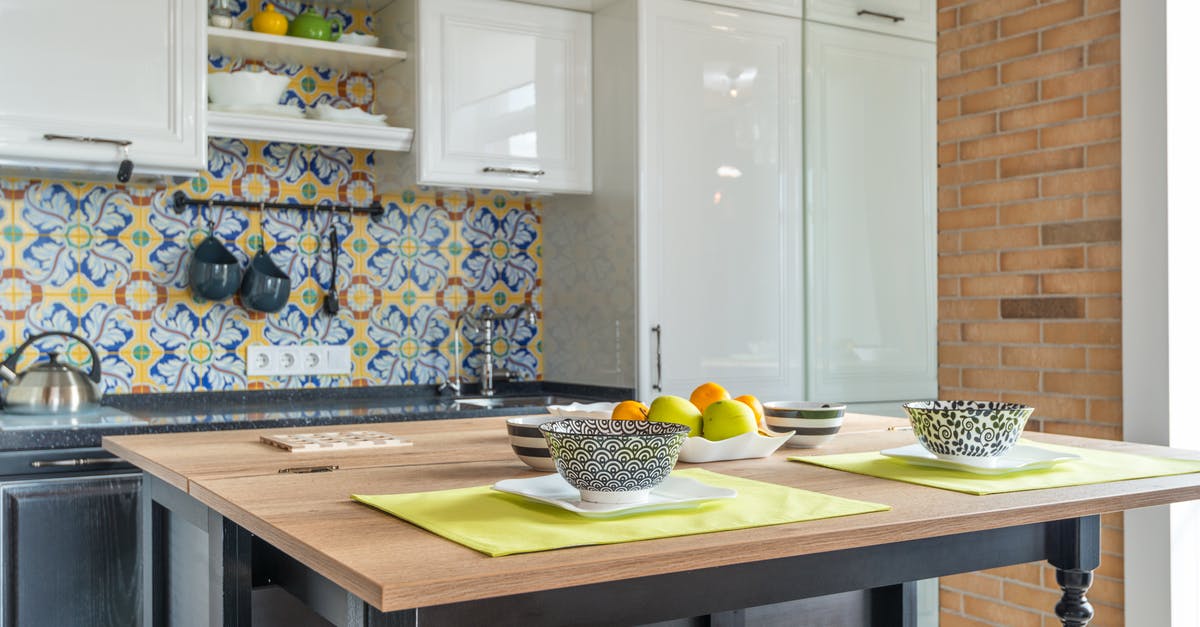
[104,415,1200,613]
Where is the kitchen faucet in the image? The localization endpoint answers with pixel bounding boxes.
[438,304,537,397]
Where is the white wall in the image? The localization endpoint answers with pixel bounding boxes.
[1122,1,1200,624]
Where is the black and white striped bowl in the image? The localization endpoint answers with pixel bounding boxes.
[539,418,690,504]
[762,402,847,448]
[506,416,562,471]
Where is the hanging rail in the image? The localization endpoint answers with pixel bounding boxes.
[169,191,384,217]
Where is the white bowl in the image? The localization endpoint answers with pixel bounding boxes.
[338,32,380,47]
[208,71,291,108]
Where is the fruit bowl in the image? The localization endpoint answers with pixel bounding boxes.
[677,430,793,463]
[902,400,1034,461]
[539,418,689,504]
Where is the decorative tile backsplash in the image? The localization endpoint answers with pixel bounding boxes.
[0,2,544,394]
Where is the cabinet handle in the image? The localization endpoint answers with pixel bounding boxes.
[856,9,905,23]
[43,134,132,148]
[31,457,123,468]
[43,134,135,183]
[651,324,662,392]
[482,166,546,177]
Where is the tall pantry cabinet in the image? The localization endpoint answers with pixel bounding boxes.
[544,0,935,410]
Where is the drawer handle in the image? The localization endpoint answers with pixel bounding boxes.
[857,9,905,23]
[482,166,546,177]
[31,457,123,468]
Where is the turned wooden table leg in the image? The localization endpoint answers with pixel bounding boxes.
[1047,516,1101,627]
[1054,568,1095,626]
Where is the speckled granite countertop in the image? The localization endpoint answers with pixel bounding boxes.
[0,382,628,452]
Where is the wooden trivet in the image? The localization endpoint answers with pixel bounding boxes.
[260,431,413,452]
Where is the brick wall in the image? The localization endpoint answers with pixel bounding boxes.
[936,0,1123,625]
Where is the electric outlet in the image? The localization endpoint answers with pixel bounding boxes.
[246,344,353,376]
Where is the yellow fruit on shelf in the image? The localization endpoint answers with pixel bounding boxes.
[611,400,650,421]
[689,382,730,414]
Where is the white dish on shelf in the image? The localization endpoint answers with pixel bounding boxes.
[306,104,388,126]
[546,402,617,420]
[492,473,735,517]
[677,430,793,463]
[208,71,290,107]
[879,443,1080,475]
[209,103,305,119]
[338,32,380,47]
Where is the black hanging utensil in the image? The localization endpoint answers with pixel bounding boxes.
[323,226,340,316]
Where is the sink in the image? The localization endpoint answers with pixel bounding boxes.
[451,395,586,410]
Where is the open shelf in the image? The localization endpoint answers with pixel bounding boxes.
[207,110,413,152]
[207,27,406,73]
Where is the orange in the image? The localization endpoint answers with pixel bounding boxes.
[689,382,730,414]
[611,400,649,421]
[735,394,765,422]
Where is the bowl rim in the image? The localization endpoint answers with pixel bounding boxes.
[506,415,562,427]
[903,400,1033,413]
[761,401,847,411]
[539,418,689,437]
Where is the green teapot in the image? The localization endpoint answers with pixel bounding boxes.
[287,8,341,42]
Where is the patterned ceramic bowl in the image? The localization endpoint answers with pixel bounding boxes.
[506,416,561,472]
[539,419,690,504]
[762,402,847,448]
[903,400,1034,460]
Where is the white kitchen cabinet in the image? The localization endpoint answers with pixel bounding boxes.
[639,0,805,400]
[546,0,804,399]
[380,0,592,194]
[693,0,804,18]
[806,0,935,42]
[0,0,205,181]
[805,22,936,403]
[545,0,934,405]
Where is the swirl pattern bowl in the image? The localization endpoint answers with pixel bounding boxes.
[902,400,1034,461]
[539,419,690,504]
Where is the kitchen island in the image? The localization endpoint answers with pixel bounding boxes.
[104,415,1200,626]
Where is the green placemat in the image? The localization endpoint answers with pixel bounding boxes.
[791,441,1200,495]
[352,468,889,557]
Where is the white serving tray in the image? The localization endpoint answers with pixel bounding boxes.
[677,430,793,463]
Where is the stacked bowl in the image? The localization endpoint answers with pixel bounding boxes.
[539,418,690,504]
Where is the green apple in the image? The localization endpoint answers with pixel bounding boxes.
[647,395,703,437]
[702,399,758,441]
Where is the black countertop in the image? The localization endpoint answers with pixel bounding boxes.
[0,382,628,452]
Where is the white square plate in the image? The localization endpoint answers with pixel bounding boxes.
[879,443,1080,475]
[492,473,736,517]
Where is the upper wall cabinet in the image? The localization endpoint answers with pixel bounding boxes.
[806,0,935,41]
[0,0,205,181]
[383,0,592,194]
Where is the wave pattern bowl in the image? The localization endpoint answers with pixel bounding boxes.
[902,400,1034,462]
[539,419,689,504]
[762,402,846,448]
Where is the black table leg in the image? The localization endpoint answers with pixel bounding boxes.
[1047,516,1101,627]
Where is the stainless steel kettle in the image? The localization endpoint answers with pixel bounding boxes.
[0,332,103,415]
